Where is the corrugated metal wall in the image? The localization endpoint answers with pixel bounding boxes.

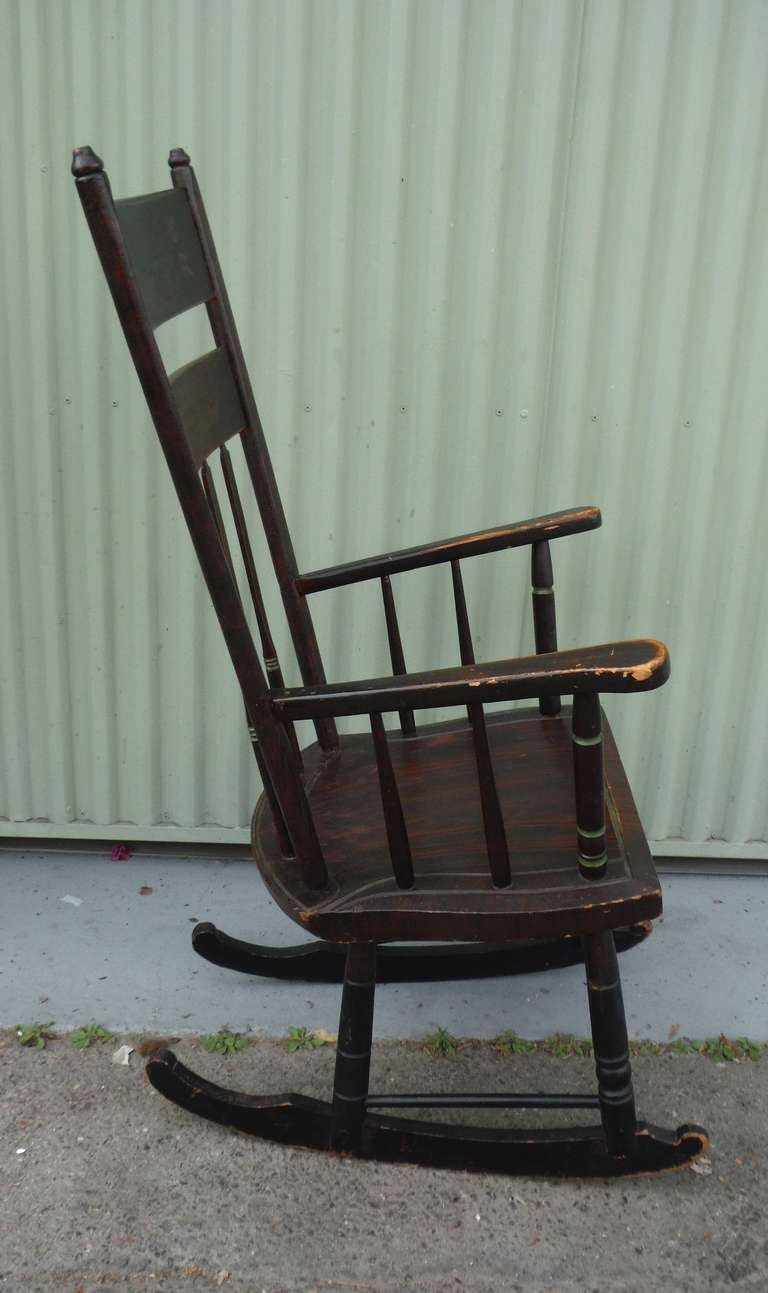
[1,0,767,857]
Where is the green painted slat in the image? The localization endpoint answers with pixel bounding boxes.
[169,348,246,467]
[115,189,213,329]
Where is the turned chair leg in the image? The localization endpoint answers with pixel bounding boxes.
[330,943,377,1153]
[582,930,637,1157]
[146,926,708,1176]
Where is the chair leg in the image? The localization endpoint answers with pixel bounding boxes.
[582,930,637,1157]
[146,926,708,1177]
[329,943,377,1152]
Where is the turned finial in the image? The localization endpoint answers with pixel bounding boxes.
[71,145,104,178]
[169,147,191,169]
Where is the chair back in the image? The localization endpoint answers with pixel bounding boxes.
[72,146,333,888]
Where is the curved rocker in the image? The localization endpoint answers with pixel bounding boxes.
[146,1048,709,1179]
[191,921,652,983]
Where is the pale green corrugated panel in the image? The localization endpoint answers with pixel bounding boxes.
[0,0,767,854]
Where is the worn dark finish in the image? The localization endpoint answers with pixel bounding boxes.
[274,639,670,721]
[365,1092,601,1110]
[73,145,708,1177]
[531,539,561,718]
[462,701,511,889]
[71,145,327,887]
[167,147,337,752]
[252,707,662,944]
[450,560,474,666]
[330,943,377,1151]
[297,506,602,593]
[573,692,608,879]
[583,931,637,1156]
[190,919,652,982]
[451,560,511,888]
[146,1048,708,1178]
[380,576,416,735]
[369,713,415,889]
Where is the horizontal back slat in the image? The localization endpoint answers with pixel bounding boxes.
[169,348,246,466]
[115,188,213,328]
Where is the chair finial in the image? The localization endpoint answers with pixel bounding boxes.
[71,145,104,178]
[169,148,191,169]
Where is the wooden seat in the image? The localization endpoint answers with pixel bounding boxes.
[256,707,661,943]
[72,143,708,1178]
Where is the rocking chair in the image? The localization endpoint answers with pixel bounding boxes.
[72,145,708,1177]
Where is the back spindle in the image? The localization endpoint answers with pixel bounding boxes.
[200,460,234,569]
[531,540,561,717]
[200,460,295,855]
[380,576,416,735]
[218,445,301,766]
[219,446,285,691]
[572,692,607,879]
[370,713,414,889]
[450,561,511,888]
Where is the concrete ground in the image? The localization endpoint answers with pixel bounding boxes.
[1,850,767,1040]
[1,1033,766,1292]
[2,850,767,1291]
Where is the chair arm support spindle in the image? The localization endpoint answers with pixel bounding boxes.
[380,576,416,736]
[370,713,415,889]
[450,560,475,666]
[451,561,511,886]
[531,540,561,718]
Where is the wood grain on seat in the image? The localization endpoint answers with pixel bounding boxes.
[254,706,661,942]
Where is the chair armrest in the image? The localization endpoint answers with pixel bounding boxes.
[295,505,601,594]
[272,639,669,721]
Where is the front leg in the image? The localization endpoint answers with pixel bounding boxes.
[583,930,637,1157]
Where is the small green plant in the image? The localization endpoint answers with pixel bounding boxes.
[668,1037,707,1056]
[703,1037,733,1061]
[630,1039,663,1057]
[202,1029,248,1056]
[425,1026,460,1058]
[16,1021,55,1050]
[493,1030,535,1056]
[733,1036,762,1061]
[544,1033,593,1058]
[667,1035,763,1061]
[285,1026,326,1053]
[70,1023,113,1050]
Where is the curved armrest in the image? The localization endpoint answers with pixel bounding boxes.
[272,639,669,721]
[295,505,601,594]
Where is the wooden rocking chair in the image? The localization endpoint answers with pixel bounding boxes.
[72,145,708,1177]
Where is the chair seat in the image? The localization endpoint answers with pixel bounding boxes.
[252,705,661,943]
